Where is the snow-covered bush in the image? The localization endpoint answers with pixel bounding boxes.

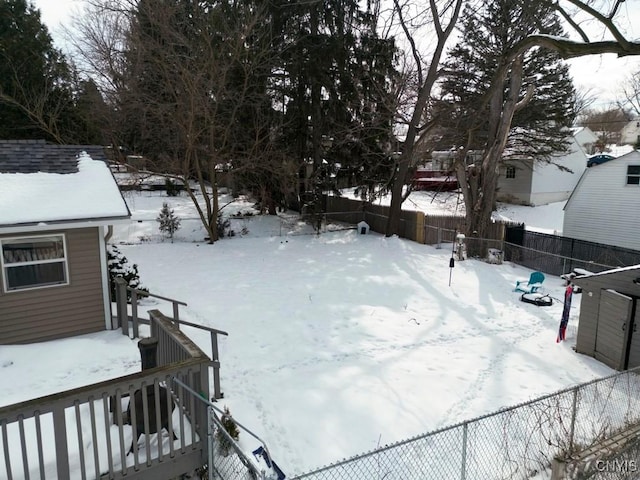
[216,406,240,456]
[107,245,148,302]
[157,202,181,242]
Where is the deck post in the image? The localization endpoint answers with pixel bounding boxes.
[115,277,129,336]
[211,333,222,400]
[52,404,70,479]
[131,290,139,338]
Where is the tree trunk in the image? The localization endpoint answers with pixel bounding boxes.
[385,0,463,237]
[462,56,527,241]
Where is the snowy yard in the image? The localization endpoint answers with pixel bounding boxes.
[1,190,615,476]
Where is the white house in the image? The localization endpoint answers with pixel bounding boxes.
[571,126,599,154]
[563,150,640,252]
[496,131,588,206]
[620,120,640,146]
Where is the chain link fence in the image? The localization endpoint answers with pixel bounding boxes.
[208,405,267,480]
[291,367,640,480]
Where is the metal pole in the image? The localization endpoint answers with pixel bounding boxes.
[569,386,578,452]
[461,422,468,480]
[207,406,214,480]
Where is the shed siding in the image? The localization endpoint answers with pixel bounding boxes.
[0,227,107,344]
[594,290,632,369]
[628,306,640,369]
[563,151,640,251]
[575,292,600,355]
[574,267,640,369]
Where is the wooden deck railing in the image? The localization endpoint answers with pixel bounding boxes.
[1,311,211,480]
[113,278,228,399]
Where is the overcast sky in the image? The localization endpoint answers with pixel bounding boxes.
[34,0,640,111]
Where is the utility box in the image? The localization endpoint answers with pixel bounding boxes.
[487,248,504,264]
[358,221,370,235]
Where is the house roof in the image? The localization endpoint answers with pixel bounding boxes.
[563,149,640,211]
[0,140,130,228]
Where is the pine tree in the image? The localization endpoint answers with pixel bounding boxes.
[156,202,181,243]
[0,0,85,142]
[436,1,576,159]
[432,0,577,239]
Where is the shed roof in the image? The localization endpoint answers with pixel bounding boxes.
[0,140,130,228]
[573,264,640,285]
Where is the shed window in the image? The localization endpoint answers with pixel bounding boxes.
[505,166,516,179]
[627,165,640,185]
[1,235,68,291]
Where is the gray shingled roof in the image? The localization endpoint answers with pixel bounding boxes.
[0,139,109,174]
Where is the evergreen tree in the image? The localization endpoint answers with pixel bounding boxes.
[107,246,148,302]
[0,0,81,142]
[432,0,577,239]
[271,0,399,207]
[436,0,576,160]
[156,202,181,242]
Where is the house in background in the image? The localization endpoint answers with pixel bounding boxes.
[571,126,599,155]
[621,119,640,146]
[496,130,589,206]
[563,150,640,252]
[0,140,130,344]
[573,265,640,370]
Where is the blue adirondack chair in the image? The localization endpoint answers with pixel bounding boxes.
[514,271,545,293]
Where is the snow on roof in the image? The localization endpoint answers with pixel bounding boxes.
[0,151,130,227]
[574,264,640,282]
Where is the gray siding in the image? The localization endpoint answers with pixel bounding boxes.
[0,227,106,344]
[593,290,631,370]
[563,151,640,251]
[574,267,640,370]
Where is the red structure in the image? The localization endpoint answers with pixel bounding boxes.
[412,169,459,191]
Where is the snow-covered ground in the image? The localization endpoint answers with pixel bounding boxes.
[2,189,613,477]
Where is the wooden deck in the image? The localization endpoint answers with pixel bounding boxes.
[1,311,211,480]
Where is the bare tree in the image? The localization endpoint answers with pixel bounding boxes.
[70,0,285,243]
[619,69,640,116]
[385,0,463,237]
[388,0,640,239]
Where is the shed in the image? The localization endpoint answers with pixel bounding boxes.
[0,140,130,344]
[573,265,640,370]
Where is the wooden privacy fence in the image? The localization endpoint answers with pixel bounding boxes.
[0,311,210,480]
[324,195,512,245]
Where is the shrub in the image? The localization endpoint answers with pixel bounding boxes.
[108,246,148,302]
[165,178,180,196]
[216,406,240,456]
[157,202,181,242]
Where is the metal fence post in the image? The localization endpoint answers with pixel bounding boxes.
[208,406,214,480]
[569,386,578,453]
[461,422,468,480]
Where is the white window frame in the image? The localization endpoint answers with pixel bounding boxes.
[627,165,640,186]
[505,165,516,179]
[1,233,69,293]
